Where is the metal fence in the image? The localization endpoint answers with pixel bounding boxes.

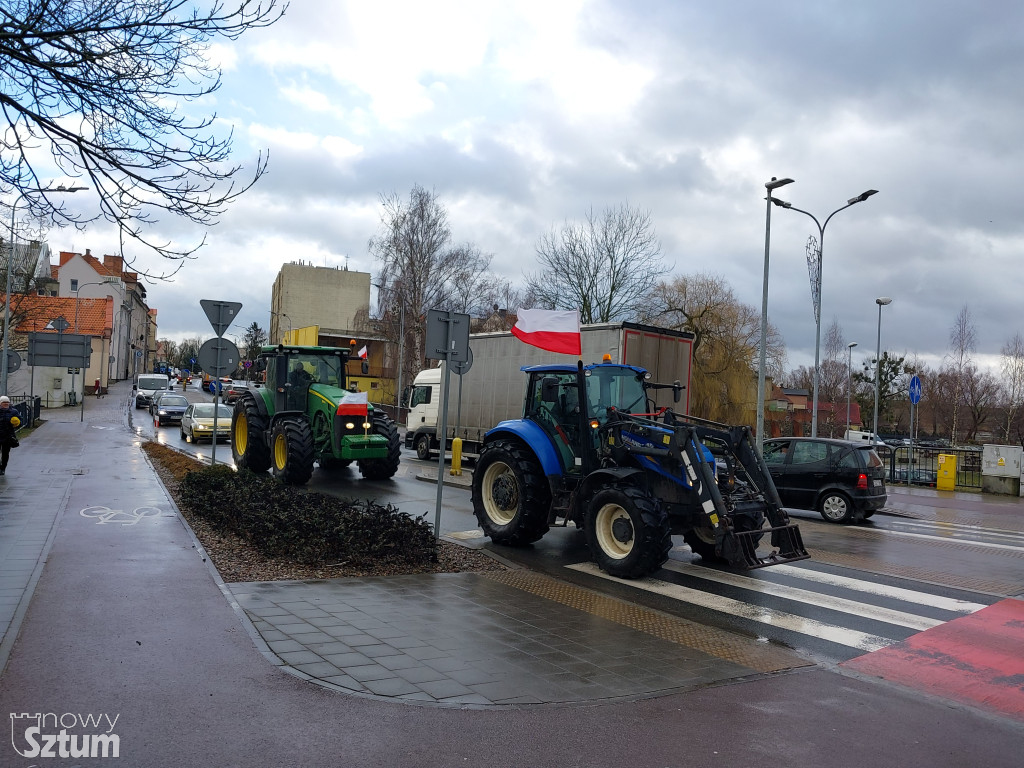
[9,395,40,432]
[881,445,983,490]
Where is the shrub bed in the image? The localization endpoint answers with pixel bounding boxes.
[178,464,437,568]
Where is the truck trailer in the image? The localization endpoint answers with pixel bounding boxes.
[404,321,695,460]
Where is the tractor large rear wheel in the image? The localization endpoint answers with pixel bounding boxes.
[357,412,402,480]
[585,485,671,579]
[471,439,551,546]
[270,417,315,485]
[232,395,271,473]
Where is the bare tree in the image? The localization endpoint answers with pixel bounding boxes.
[962,364,998,443]
[526,203,666,323]
[0,0,284,269]
[946,305,977,444]
[1000,332,1024,442]
[369,185,491,395]
[643,273,786,423]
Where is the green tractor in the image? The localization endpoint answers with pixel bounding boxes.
[231,344,401,485]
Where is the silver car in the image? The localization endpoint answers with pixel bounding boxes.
[180,402,233,444]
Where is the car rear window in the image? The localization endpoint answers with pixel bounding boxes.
[857,447,883,468]
[160,396,189,406]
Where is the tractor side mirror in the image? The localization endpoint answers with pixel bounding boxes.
[541,377,559,403]
[672,380,683,403]
[362,360,369,375]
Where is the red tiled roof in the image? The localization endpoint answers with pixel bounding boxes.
[10,294,113,338]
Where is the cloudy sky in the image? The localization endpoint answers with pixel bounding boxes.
[58,0,1023,377]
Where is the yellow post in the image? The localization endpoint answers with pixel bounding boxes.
[936,453,957,491]
[450,436,463,476]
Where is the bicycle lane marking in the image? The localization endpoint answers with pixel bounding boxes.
[79,505,165,525]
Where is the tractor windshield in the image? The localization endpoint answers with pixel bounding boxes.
[585,365,647,420]
[288,354,345,387]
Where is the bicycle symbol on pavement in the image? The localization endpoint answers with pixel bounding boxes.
[79,505,162,526]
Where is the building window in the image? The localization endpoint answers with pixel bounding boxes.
[70,279,78,291]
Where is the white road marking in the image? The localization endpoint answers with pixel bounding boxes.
[845,525,1024,552]
[661,561,951,630]
[748,563,987,614]
[567,562,893,652]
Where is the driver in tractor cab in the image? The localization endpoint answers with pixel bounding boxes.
[287,361,312,409]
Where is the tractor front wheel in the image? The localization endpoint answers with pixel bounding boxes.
[471,439,551,546]
[270,417,315,485]
[232,395,271,473]
[357,412,402,480]
[585,485,671,579]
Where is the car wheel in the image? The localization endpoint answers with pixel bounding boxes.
[819,490,854,523]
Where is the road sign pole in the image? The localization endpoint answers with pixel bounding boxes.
[434,316,453,542]
[211,303,225,465]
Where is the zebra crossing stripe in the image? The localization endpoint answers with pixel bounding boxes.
[751,563,987,614]
[567,562,893,652]
[661,561,942,631]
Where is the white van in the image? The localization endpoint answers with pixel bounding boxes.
[134,374,172,409]
[844,429,887,447]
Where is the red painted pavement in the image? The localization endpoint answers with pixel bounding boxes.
[841,599,1024,722]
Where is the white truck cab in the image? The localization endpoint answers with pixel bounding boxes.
[404,367,442,459]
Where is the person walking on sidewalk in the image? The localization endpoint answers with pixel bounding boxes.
[0,396,21,475]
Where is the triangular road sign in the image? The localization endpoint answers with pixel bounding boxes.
[200,300,243,337]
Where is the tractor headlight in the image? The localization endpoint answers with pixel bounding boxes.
[363,421,371,429]
[345,422,355,430]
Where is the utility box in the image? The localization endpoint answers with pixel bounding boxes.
[936,453,957,491]
[981,444,1022,495]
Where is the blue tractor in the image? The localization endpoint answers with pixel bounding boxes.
[471,361,808,579]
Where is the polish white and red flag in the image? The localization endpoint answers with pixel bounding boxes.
[511,308,581,355]
[357,345,368,359]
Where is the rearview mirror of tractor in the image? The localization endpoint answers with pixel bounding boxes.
[673,380,683,403]
[541,377,559,403]
[362,360,369,375]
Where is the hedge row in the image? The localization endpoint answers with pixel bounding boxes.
[179,465,437,566]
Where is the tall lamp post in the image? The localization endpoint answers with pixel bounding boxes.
[270,311,291,343]
[3,184,88,394]
[873,297,892,444]
[846,341,858,434]
[773,188,878,437]
[757,176,794,453]
[72,278,117,400]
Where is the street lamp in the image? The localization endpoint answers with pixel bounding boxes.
[773,188,878,437]
[757,176,794,453]
[3,184,88,394]
[846,341,858,434]
[72,278,118,400]
[873,297,892,445]
[269,311,291,343]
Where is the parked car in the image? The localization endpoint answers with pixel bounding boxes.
[149,393,190,427]
[180,402,232,443]
[762,437,887,523]
[892,467,938,487]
